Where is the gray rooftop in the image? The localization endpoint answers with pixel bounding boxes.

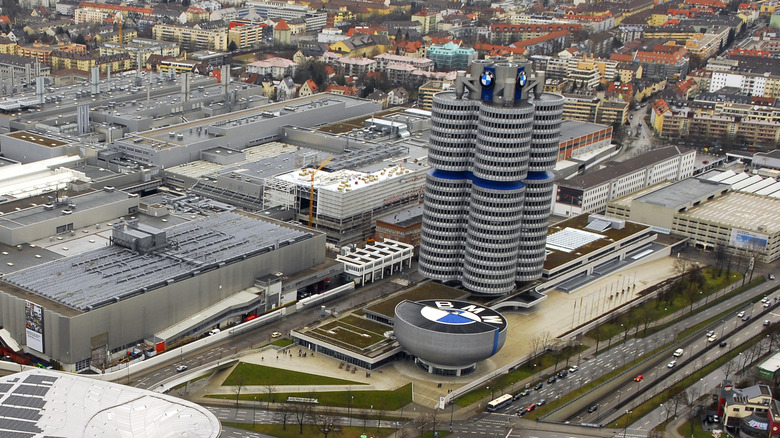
[377,204,424,227]
[3,212,313,312]
[560,120,608,142]
[0,190,131,229]
[635,178,730,209]
[559,146,692,190]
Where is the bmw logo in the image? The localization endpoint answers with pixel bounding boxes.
[517,71,527,89]
[480,70,495,88]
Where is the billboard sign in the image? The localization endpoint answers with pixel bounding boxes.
[25,301,44,353]
[729,229,768,251]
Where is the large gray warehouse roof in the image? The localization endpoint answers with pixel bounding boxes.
[3,212,312,312]
[635,178,730,209]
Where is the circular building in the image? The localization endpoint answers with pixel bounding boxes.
[393,299,508,376]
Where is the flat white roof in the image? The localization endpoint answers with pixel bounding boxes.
[276,164,416,193]
[546,227,604,253]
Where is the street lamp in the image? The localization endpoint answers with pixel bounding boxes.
[348,394,354,426]
[623,410,632,438]
[253,397,256,428]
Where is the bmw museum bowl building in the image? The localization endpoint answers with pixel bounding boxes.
[394,299,508,376]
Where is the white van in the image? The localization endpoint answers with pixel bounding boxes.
[673,348,684,357]
[208,328,221,336]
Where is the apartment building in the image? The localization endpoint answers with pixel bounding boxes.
[152,23,228,52]
[425,42,476,71]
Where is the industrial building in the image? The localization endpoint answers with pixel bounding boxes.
[0,211,325,371]
[0,369,221,438]
[419,58,564,295]
[112,93,382,168]
[605,173,780,262]
[552,146,696,217]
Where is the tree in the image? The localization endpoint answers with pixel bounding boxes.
[414,413,430,437]
[274,402,294,430]
[721,359,737,382]
[669,385,689,417]
[264,384,276,410]
[231,375,248,409]
[73,34,86,45]
[291,402,313,434]
[313,408,339,437]
[228,40,238,52]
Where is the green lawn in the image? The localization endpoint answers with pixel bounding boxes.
[222,362,366,387]
[224,422,398,438]
[677,418,715,438]
[271,338,294,347]
[210,383,412,411]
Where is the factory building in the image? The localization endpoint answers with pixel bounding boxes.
[112,94,382,168]
[0,211,325,370]
[419,59,563,295]
[606,172,780,263]
[553,146,696,217]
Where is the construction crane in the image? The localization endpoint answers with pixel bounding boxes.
[308,156,333,228]
[106,12,124,44]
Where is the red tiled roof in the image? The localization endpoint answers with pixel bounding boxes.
[274,19,290,31]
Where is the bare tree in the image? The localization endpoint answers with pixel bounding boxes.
[313,407,340,438]
[670,385,689,417]
[375,409,387,432]
[591,324,604,354]
[264,384,276,410]
[291,402,313,434]
[430,408,439,436]
[414,413,430,437]
[721,359,737,381]
[231,374,248,409]
[274,402,294,430]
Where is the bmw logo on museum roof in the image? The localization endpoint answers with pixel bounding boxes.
[419,300,507,329]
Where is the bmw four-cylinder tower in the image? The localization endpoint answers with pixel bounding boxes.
[419,59,564,295]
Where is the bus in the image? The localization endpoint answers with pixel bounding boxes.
[486,394,514,412]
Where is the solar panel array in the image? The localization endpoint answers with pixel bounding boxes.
[0,375,54,437]
[4,212,313,312]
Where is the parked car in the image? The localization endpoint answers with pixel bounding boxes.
[587,404,598,413]
[271,331,282,338]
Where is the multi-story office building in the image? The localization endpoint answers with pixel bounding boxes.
[419,59,563,295]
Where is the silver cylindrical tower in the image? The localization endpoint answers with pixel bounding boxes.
[419,59,562,295]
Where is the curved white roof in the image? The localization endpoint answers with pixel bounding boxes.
[0,369,221,438]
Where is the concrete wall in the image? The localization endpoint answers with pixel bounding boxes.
[0,135,69,163]
[279,126,349,154]
[0,231,325,365]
